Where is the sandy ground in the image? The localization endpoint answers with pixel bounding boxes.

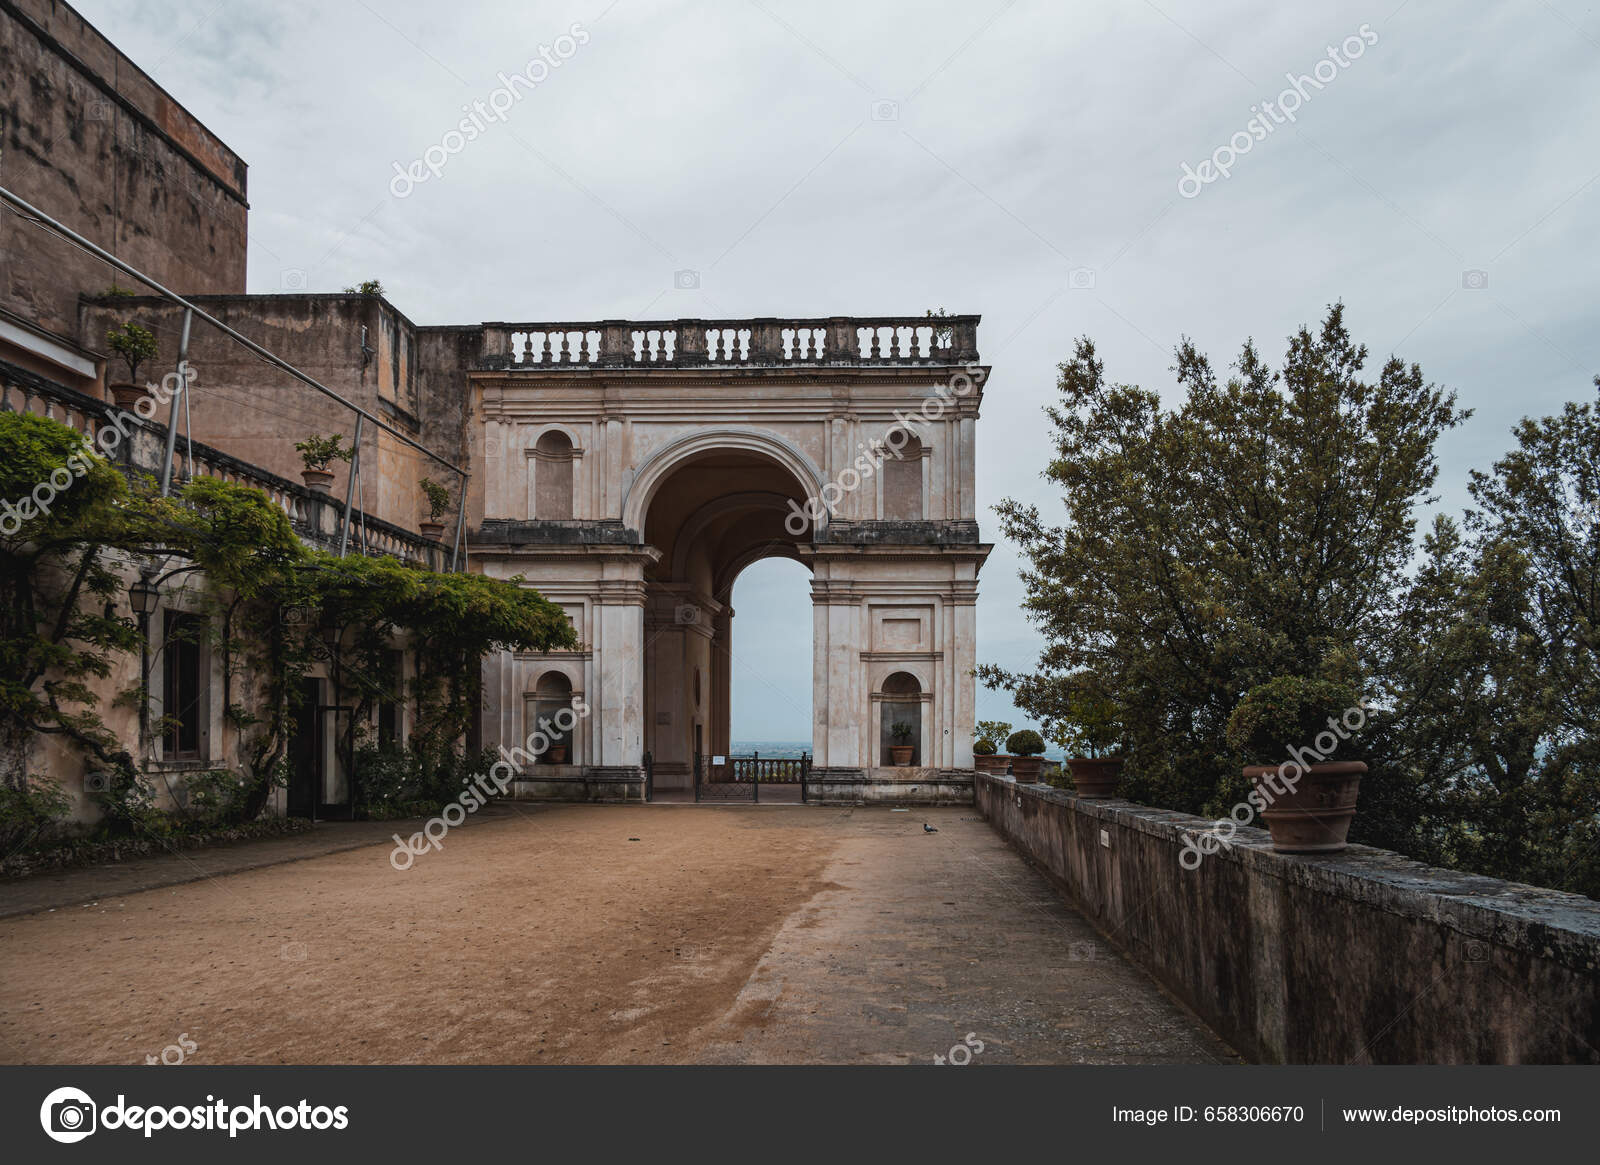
[0,804,1235,1065]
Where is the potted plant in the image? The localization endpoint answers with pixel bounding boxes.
[1225,673,1367,853]
[294,434,353,494]
[545,741,568,765]
[419,477,450,540]
[889,721,915,766]
[972,737,1006,774]
[1053,674,1125,797]
[105,321,159,410]
[972,719,1012,773]
[1006,729,1046,781]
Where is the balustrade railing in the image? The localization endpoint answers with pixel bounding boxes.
[0,369,441,569]
[479,315,979,370]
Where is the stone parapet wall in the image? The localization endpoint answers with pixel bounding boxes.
[976,772,1600,1064]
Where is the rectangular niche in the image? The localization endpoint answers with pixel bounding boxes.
[872,607,931,651]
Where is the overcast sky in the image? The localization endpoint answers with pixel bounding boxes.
[80,0,1599,743]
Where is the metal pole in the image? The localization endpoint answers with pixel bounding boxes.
[338,415,363,558]
[0,185,469,480]
[182,350,194,481]
[157,307,192,496]
[448,476,466,572]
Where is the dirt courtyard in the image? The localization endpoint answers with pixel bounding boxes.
[0,805,1235,1065]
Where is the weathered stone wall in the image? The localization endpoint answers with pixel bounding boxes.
[0,0,248,338]
[76,293,432,532]
[975,772,1600,1064]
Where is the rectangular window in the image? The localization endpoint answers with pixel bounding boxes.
[378,649,403,748]
[161,611,204,760]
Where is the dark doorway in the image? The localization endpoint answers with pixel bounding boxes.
[286,678,322,819]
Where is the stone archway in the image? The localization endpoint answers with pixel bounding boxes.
[636,445,815,789]
[467,313,990,805]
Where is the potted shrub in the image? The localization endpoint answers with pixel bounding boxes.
[1006,729,1046,781]
[973,719,1012,773]
[972,737,1007,774]
[105,321,159,410]
[1225,673,1367,853]
[419,477,450,540]
[1053,674,1125,797]
[545,741,568,765]
[295,434,353,494]
[889,721,915,766]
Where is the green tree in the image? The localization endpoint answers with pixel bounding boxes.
[1,412,149,799]
[983,304,1466,817]
[1378,382,1600,893]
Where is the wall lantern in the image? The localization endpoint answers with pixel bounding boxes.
[128,572,160,621]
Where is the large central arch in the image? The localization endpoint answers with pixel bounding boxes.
[636,437,817,788]
[622,427,827,537]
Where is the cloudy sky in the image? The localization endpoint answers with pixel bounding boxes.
[80,0,1599,743]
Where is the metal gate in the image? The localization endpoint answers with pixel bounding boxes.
[693,752,811,803]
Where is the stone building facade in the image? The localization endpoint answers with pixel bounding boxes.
[3,0,991,809]
[466,320,990,804]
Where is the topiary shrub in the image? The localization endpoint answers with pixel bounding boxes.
[972,738,996,755]
[1225,673,1362,764]
[1006,729,1045,757]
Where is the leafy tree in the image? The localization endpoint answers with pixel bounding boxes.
[1,411,150,802]
[294,434,353,472]
[419,477,450,521]
[1,410,578,840]
[983,304,1465,817]
[106,321,159,383]
[974,719,1012,748]
[1378,382,1600,892]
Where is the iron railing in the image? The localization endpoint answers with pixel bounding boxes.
[693,752,812,803]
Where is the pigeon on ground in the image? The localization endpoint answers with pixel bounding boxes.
[923,823,938,833]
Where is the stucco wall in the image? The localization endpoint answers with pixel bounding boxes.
[975,772,1600,1064]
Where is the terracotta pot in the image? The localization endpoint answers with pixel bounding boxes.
[974,753,1009,774]
[109,382,150,411]
[419,520,446,540]
[1245,760,1366,853]
[301,467,335,494]
[890,744,914,766]
[545,745,568,765]
[1067,756,1123,798]
[1009,755,1043,781]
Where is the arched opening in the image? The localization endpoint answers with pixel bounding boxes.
[878,670,922,766]
[882,434,923,520]
[532,430,574,519]
[729,556,812,756]
[637,442,816,792]
[527,670,575,765]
